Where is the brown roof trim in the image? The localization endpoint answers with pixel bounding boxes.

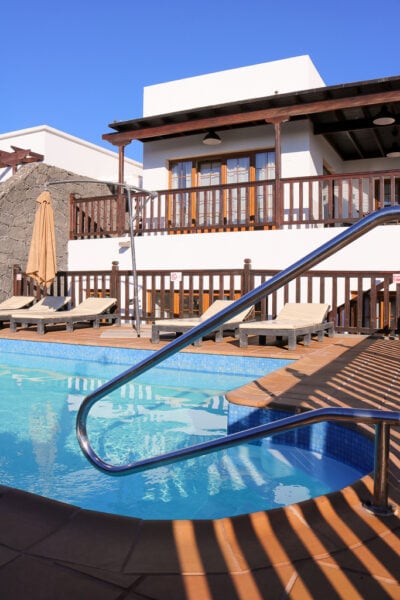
[103,76,400,146]
[103,90,400,145]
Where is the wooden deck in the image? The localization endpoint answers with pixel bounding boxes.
[0,324,398,599]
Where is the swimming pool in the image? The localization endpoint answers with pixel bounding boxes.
[0,340,373,519]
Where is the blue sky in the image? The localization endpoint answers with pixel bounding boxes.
[2,0,399,162]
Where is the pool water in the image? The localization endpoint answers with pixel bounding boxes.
[0,341,373,519]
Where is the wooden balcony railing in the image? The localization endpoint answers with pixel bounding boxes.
[69,169,400,239]
[12,262,400,336]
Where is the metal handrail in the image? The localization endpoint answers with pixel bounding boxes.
[80,406,399,514]
[76,206,400,513]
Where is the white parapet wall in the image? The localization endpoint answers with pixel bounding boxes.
[0,125,143,185]
[143,55,325,116]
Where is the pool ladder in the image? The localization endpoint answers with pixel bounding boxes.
[77,206,400,516]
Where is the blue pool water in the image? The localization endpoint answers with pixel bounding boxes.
[0,340,373,519]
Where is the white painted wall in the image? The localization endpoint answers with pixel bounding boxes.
[143,55,325,116]
[0,125,143,185]
[142,120,320,191]
[68,225,400,273]
[142,123,278,190]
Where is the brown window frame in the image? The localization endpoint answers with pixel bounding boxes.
[169,148,275,188]
[168,149,275,229]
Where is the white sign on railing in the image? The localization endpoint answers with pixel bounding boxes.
[393,274,400,284]
[170,272,182,283]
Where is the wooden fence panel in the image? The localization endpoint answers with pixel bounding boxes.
[11,263,400,335]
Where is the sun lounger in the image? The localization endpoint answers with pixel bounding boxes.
[238,302,334,350]
[151,299,254,346]
[10,297,119,334]
[0,295,35,311]
[0,295,69,327]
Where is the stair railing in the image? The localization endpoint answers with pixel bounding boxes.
[76,206,400,515]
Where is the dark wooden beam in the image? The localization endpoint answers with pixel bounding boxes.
[314,118,372,134]
[103,90,400,146]
[344,131,365,159]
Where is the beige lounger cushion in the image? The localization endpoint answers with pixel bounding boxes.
[239,303,333,350]
[0,296,35,312]
[152,299,254,345]
[10,297,119,334]
[9,296,71,317]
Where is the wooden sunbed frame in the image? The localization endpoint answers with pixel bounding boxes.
[152,319,244,346]
[238,320,335,350]
[10,311,121,335]
[151,300,254,346]
[238,302,335,350]
[10,297,120,335]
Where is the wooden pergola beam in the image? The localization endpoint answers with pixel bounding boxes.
[0,147,44,173]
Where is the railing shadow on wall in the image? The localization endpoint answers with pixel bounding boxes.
[12,260,400,336]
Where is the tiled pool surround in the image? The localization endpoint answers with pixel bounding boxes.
[0,338,292,377]
[0,330,397,598]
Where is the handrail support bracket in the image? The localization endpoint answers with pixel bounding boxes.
[363,422,396,516]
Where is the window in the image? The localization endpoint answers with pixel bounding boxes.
[197,160,221,226]
[171,161,192,189]
[170,161,193,227]
[169,150,275,227]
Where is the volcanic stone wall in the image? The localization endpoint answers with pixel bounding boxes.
[0,163,111,301]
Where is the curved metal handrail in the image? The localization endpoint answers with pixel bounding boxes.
[78,406,399,514]
[79,405,399,470]
[77,206,400,495]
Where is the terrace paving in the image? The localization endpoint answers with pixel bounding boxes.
[0,324,398,599]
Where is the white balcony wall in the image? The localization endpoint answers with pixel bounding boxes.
[68,225,400,274]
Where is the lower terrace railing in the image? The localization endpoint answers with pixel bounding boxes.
[69,169,400,238]
[12,261,400,335]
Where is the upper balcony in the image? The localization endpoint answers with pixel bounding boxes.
[70,72,400,240]
[69,168,400,239]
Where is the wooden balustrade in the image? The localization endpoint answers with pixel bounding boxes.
[69,169,400,238]
[12,262,400,336]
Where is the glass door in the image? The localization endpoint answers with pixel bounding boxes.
[226,157,250,225]
[197,160,221,226]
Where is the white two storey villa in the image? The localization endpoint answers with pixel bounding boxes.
[15,55,400,334]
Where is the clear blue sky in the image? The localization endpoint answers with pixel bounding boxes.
[2,0,399,162]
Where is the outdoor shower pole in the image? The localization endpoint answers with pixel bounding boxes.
[127,188,141,336]
[45,178,153,337]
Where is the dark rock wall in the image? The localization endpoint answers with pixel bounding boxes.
[0,163,112,301]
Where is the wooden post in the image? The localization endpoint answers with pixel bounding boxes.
[266,117,288,229]
[243,258,252,295]
[110,261,119,300]
[118,144,125,184]
[69,193,75,240]
[12,264,22,295]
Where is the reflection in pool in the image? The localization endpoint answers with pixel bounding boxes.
[0,341,372,519]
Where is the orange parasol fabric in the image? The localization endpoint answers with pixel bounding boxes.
[26,191,57,288]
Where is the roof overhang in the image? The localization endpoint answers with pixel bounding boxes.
[103,76,400,161]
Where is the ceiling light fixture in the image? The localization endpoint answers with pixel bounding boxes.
[387,145,400,158]
[202,130,221,145]
[387,128,400,158]
[373,106,396,126]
